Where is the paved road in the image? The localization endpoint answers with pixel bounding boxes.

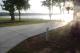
[0,21,68,53]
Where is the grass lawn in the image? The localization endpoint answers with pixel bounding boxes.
[8,22,76,53]
[0,18,50,27]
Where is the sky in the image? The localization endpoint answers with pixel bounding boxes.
[0,0,61,13]
[26,0,48,13]
[0,0,48,13]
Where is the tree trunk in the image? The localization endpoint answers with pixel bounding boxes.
[59,6,62,14]
[49,7,51,20]
[68,10,69,14]
[19,10,21,21]
[63,0,65,14]
[73,0,79,22]
[10,12,15,22]
[58,2,62,14]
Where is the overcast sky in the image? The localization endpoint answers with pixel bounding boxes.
[0,0,61,13]
[0,0,50,13]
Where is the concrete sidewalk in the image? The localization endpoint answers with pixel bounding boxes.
[0,22,67,53]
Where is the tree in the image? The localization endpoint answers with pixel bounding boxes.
[55,0,66,14]
[55,0,62,14]
[42,0,56,20]
[42,0,51,20]
[2,0,15,21]
[15,0,30,21]
[57,0,63,14]
[66,6,70,14]
[42,0,64,20]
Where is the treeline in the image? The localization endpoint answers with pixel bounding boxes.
[0,0,74,22]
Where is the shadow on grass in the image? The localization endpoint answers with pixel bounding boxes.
[8,22,80,53]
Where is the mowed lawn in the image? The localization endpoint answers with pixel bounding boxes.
[0,18,50,27]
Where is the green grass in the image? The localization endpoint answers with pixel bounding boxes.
[0,18,50,27]
[0,18,11,21]
[8,23,72,53]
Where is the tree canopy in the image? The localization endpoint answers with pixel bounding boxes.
[1,0,30,21]
[42,0,64,19]
[2,0,15,21]
[15,0,30,10]
[14,0,30,21]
